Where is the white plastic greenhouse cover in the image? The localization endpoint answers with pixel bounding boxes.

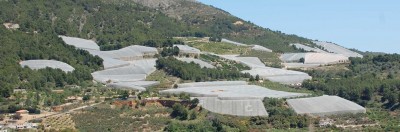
[252,45,273,52]
[282,63,321,68]
[20,60,75,72]
[59,36,100,50]
[196,97,269,116]
[107,81,160,91]
[177,81,248,88]
[291,43,327,53]
[221,39,247,46]
[219,55,312,84]
[88,45,158,61]
[287,95,366,116]
[160,85,308,99]
[280,53,349,64]
[314,41,363,58]
[176,57,215,68]
[174,45,201,54]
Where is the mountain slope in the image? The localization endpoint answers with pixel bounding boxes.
[131,0,313,52]
[0,0,312,52]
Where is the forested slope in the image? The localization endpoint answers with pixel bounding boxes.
[0,26,102,98]
[0,0,311,52]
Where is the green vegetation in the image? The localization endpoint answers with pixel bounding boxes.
[72,103,172,131]
[145,70,177,90]
[241,50,283,68]
[156,57,250,82]
[0,27,102,100]
[199,54,250,71]
[187,41,251,54]
[251,81,314,94]
[303,54,400,109]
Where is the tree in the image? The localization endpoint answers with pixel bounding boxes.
[249,76,255,82]
[120,91,129,100]
[189,110,197,120]
[255,74,260,81]
[299,57,305,63]
[190,98,199,109]
[83,95,91,102]
[171,103,188,120]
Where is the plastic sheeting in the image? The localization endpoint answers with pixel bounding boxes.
[107,81,160,91]
[160,85,308,99]
[314,41,363,58]
[176,57,215,68]
[59,36,100,50]
[174,45,201,54]
[197,97,269,116]
[20,60,74,72]
[219,55,311,85]
[287,95,366,116]
[87,45,158,61]
[291,43,327,53]
[221,39,247,46]
[177,81,248,88]
[251,45,273,52]
[280,53,349,64]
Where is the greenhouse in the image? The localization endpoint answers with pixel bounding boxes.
[160,83,307,116]
[314,41,363,58]
[176,57,215,68]
[106,81,160,91]
[221,39,247,46]
[160,84,307,100]
[287,95,366,116]
[280,53,349,64]
[177,81,248,88]
[251,45,272,52]
[87,45,158,61]
[59,36,100,50]
[219,55,312,85]
[291,43,327,53]
[196,97,268,116]
[20,60,75,72]
[174,44,201,54]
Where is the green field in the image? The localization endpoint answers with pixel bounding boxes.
[187,41,251,55]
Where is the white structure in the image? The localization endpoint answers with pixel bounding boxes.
[160,81,308,116]
[219,55,312,85]
[221,39,247,46]
[88,45,158,61]
[177,81,247,88]
[59,36,100,50]
[251,45,273,52]
[280,53,349,64]
[174,44,201,55]
[291,43,327,53]
[287,95,366,116]
[314,41,363,58]
[20,60,75,72]
[176,57,215,68]
[59,36,160,91]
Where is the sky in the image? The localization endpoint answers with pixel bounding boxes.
[197,0,400,53]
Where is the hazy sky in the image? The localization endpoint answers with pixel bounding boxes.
[198,0,400,53]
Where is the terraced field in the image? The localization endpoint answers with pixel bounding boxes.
[42,114,76,130]
[187,42,251,55]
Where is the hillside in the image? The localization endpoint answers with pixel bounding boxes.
[132,0,313,52]
[0,0,311,52]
